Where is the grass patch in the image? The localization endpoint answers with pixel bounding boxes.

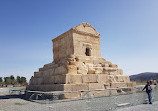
[14,103,23,105]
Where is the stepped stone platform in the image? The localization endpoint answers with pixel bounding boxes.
[27,23,136,99]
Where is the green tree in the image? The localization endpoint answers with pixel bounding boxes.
[16,76,21,83]
[20,77,27,84]
[0,77,3,82]
[4,77,12,84]
[10,75,15,80]
[4,76,16,85]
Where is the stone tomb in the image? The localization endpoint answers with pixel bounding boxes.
[27,23,136,99]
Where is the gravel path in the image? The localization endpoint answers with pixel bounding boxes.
[116,101,158,111]
[0,98,158,111]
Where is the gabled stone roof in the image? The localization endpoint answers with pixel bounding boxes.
[52,23,100,41]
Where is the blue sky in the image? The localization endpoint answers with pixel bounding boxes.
[0,0,158,81]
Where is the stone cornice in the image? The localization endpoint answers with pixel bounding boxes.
[52,29,73,42]
[72,28,100,38]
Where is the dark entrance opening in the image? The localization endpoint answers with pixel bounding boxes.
[85,48,91,56]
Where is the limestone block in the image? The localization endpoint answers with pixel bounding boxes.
[34,72,39,77]
[47,76,55,84]
[102,69,109,74]
[55,66,67,74]
[36,78,43,85]
[42,76,50,84]
[84,58,93,63]
[132,82,136,87]
[93,59,105,65]
[56,84,87,91]
[69,84,89,91]
[110,82,127,88]
[45,69,52,76]
[98,57,106,61]
[66,75,82,84]
[38,84,64,91]
[80,92,89,98]
[109,71,118,75]
[104,61,112,65]
[89,91,110,96]
[48,84,59,91]
[104,83,110,89]
[82,74,98,83]
[66,65,77,74]
[69,61,76,65]
[117,69,123,75]
[95,67,103,74]
[49,69,55,76]
[102,63,109,67]
[75,61,84,67]
[103,67,117,72]
[108,75,117,82]
[61,93,81,99]
[95,63,102,67]
[43,63,53,70]
[38,71,44,77]
[110,90,117,95]
[123,76,130,82]
[115,76,130,82]
[97,75,109,83]
[89,83,104,90]
[54,75,66,84]
[31,78,39,85]
[39,68,44,71]
[86,63,94,67]
[77,64,88,74]
[87,67,96,74]
[109,64,118,68]
[115,76,123,82]
[122,87,136,92]
[52,63,59,68]
[61,59,69,66]
[29,78,35,85]
[43,70,50,76]
[126,82,136,87]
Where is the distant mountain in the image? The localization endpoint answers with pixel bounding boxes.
[129,72,158,81]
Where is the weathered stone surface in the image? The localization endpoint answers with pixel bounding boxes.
[66,65,77,74]
[82,74,98,83]
[28,23,136,99]
[95,67,103,74]
[117,69,123,75]
[110,82,127,88]
[66,75,82,84]
[110,90,117,95]
[115,75,130,82]
[89,90,110,96]
[89,83,104,90]
[55,66,67,74]
[70,84,89,91]
[77,63,88,74]
[87,67,96,74]
[104,83,111,89]
[61,93,81,99]
[97,75,109,83]
[54,75,66,84]
[108,75,117,82]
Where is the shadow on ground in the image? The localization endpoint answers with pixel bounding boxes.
[0,94,26,100]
